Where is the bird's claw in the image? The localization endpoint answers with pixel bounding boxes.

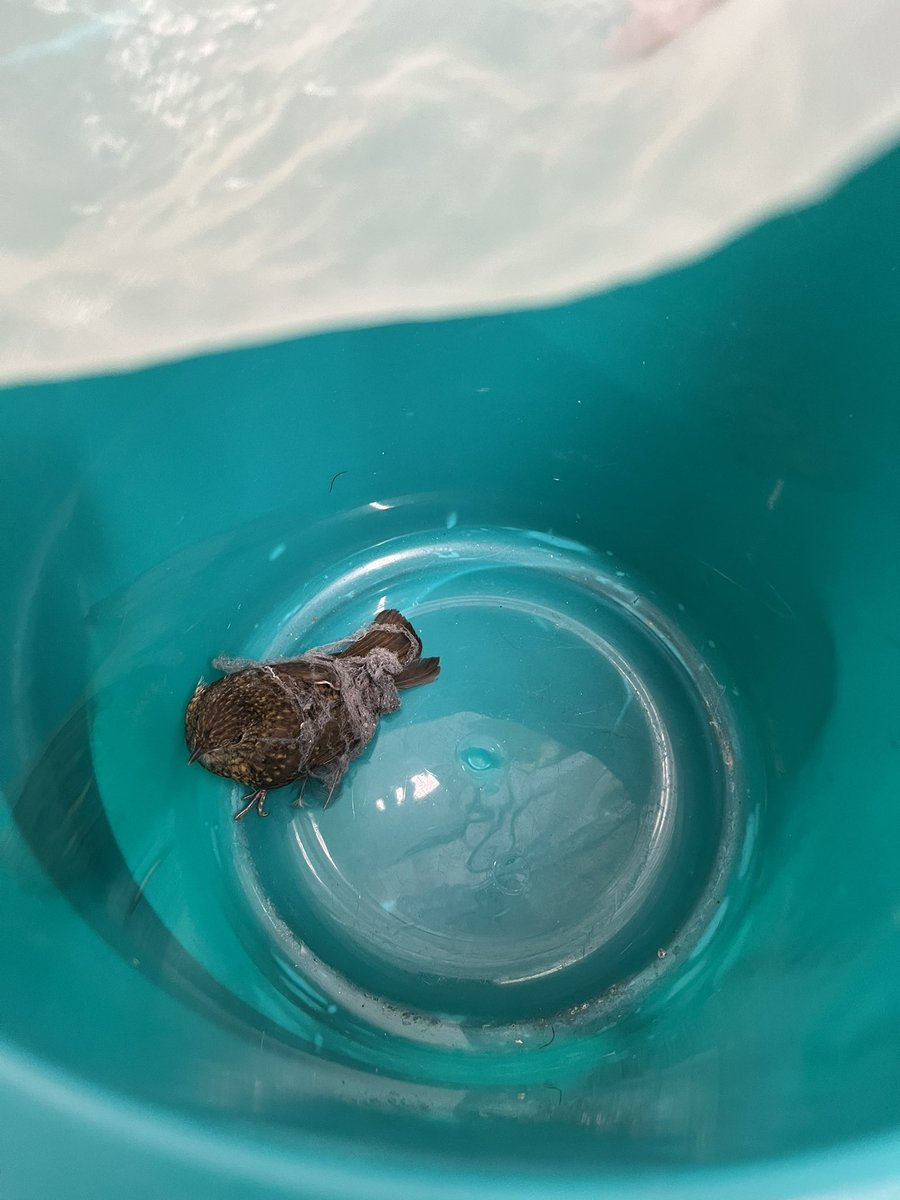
[234,790,269,821]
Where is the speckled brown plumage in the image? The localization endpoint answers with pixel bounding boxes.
[185,609,439,819]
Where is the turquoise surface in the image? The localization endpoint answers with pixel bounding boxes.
[1,143,899,1198]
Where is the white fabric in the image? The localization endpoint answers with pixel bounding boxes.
[2,0,898,383]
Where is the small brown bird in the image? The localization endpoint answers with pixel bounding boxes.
[185,609,439,820]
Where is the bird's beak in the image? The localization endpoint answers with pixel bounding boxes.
[187,747,203,765]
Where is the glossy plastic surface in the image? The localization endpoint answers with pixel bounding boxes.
[1,145,899,1198]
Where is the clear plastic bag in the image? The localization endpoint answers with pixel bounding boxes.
[2,0,898,383]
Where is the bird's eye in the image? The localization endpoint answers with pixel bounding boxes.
[229,734,243,745]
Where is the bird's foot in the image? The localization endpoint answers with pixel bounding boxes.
[291,779,308,809]
[234,789,269,820]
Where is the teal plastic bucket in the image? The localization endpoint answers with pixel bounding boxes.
[1,143,899,1199]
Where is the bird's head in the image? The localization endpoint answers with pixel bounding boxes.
[185,675,258,782]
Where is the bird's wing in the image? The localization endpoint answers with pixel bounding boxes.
[272,658,335,687]
[268,662,352,771]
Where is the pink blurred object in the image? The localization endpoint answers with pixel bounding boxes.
[610,0,722,57]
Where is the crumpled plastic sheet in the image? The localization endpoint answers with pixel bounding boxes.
[1,0,899,384]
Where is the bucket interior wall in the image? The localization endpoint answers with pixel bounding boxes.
[1,144,899,1193]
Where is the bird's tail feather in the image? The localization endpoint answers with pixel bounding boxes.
[395,656,440,689]
[336,608,423,666]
